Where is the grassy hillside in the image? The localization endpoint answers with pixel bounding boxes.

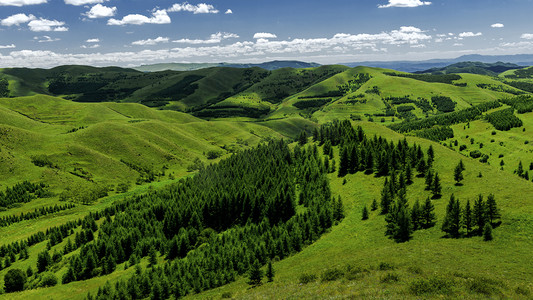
[0,65,532,300]
[190,122,533,299]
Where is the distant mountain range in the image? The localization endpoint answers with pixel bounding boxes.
[414,61,525,76]
[341,54,533,72]
[134,60,320,72]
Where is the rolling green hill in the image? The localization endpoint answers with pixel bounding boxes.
[0,64,531,300]
[416,61,524,76]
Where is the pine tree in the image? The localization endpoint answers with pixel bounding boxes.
[463,199,473,236]
[483,223,493,241]
[149,246,157,266]
[405,162,413,185]
[298,131,308,146]
[427,145,434,168]
[266,260,274,282]
[385,197,412,243]
[247,259,263,286]
[420,197,436,229]
[485,194,501,226]
[442,194,461,238]
[516,161,524,177]
[338,146,349,177]
[431,172,442,199]
[416,159,427,177]
[370,198,378,211]
[425,169,433,190]
[411,199,421,231]
[454,160,464,185]
[473,194,486,235]
[380,179,392,215]
[362,205,369,220]
[333,196,345,221]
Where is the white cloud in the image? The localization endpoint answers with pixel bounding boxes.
[167,2,219,14]
[86,4,117,18]
[28,18,68,32]
[173,32,239,44]
[453,43,463,47]
[0,27,436,68]
[491,23,504,28]
[225,9,232,14]
[411,44,426,48]
[86,38,100,43]
[35,35,60,42]
[458,32,482,38]
[521,33,533,40]
[254,32,277,39]
[1,13,36,26]
[65,0,104,5]
[81,44,100,48]
[108,10,170,25]
[0,44,16,49]
[132,36,169,46]
[378,0,431,8]
[0,0,46,6]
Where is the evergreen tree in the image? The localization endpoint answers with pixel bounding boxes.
[333,196,345,221]
[425,169,433,190]
[298,131,308,146]
[431,172,442,199]
[361,205,369,220]
[463,199,473,236]
[483,223,493,241]
[442,194,461,238]
[416,159,427,177]
[420,197,436,229]
[338,147,349,177]
[473,194,486,235]
[516,161,524,177]
[427,145,434,168]
[37,250,51,273]
[485,194,501,226]
[385,197,412,243]
[266,260,274,282]
[380,179,393,215]
[370,198,378,211]
[454,160,465,185]
[405,162,413,185]
[247,259,263,286]
[149,246,158,266]
[410,199,421,230]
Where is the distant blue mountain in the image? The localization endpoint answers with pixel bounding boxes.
[341,54,533,73]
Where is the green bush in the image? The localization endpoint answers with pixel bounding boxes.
[299,273,317,284]
[409,276,454,295]
[467,277,501,295]
[321,268,344,282]
[4,268,27,293]
[378,262,395,271]
[40,272,58,287]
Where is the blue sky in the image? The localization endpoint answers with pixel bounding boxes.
[0,0,532,67]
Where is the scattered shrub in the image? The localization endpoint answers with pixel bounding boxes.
[380,272,400,283]
[321,268,344,282]
[467,277,501,295]
[409,276,454,296]
[378,262,395,271]
[299,273,317,284]
[221,292,233,298]
[40,272,58,287]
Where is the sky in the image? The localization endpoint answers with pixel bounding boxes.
[0,0,533,68]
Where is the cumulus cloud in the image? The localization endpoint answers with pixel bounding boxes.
[173,32,239,44]
[378,0,431,8]
[28,18,68,32]
[0,0,46,6]
[225,9,232,14]
[253,32,277,39]
[132,36,169,46]
[458,32,482,37]
[1,13,36,26]
[65,0,104,5]
[0,26,435,68]
[521,33,533,40]
[34,35,60,42]
[108,10,170,25]
[491,23,504,28]
[86,38,100,43]
[0,44,16,49]
[167,2,219,14]
[86,4,117,18]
